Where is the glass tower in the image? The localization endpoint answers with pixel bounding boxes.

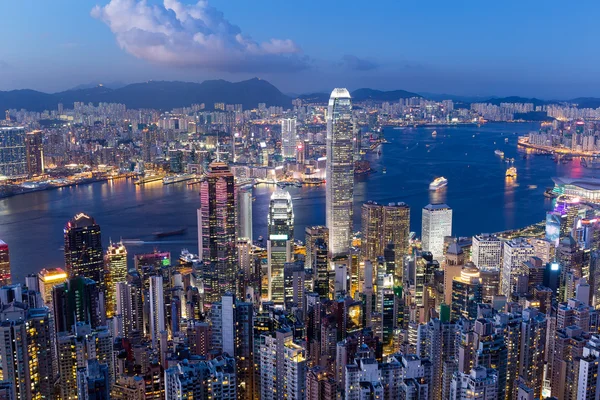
[64,213,104,291]
[0,127,27,178]
[267,189,294,306]
[326,88,354,257]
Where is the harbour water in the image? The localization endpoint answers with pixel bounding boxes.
[0,122,594,281]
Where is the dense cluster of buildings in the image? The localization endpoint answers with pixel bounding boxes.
[2,89,600,399]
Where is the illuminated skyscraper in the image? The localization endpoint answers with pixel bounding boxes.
[38,267,67,306]
[105,240,127,318]
[267,189,294,306]
[0,240,10,286]
[361,201,410,263]
[421,204,452,261]
[0,127,27,178]
[25,130,44,176]
[501,238,534,298]
[52,276,105,333]
[281,118,297,158]
[149,275,165,349]
[237,188,253,240]
[471,234,502,270]
[198,161,237,303]
[64,213,104,290]
[326,88,354,257]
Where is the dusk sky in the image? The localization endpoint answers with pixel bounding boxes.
[1,0,599,98]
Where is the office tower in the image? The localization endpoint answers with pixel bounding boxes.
[77,359,110,400]
[313,239,330,300]
[149,275,165,348]
[421,204,452,261]
[237,238,252,287]
[281,117,297,158]
[164,356,237,400]
[479,269,500,303]
[267,189,294,306]
[326,88,354,257]
[361,201,383,261]
[451,264,483,320]
[361,201,411,264]
[305,226,328,271]
[0,241,10,286]
[450,367,498,400]
[237,188,253,240]
[0,305,54,400]
[260,328,306,400]
[284,261,306,310]
[0,127,27,178]
[418,318,457,400]
[53,276,105,333]
[105,240,127,318]
[64,213,104,289]
[198,161,237,303]
[115,281,143,339]
[530,237,555,264]
[37,267,67,306]
[25,130,44,176]
[518,308,547,399]
[471,234,502,270]
[501,238,534,298]
[444,243,465,304]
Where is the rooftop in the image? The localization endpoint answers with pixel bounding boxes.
[553,176,600,191]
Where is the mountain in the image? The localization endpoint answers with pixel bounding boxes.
[480,96,554,107]
[298,92,330,103]
[418,92,496,103]
[69,81,128,91]
[569,97,600,109]
[0,78,292,112]
[298,88,422,104]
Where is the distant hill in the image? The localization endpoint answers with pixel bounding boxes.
[298,88,421,104]
[69,81,128,91]
[479,96,554,107]
[570,97,600,109]
[0,78,292,112]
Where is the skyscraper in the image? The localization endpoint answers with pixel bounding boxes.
[471,234,502,270]
[0,240,10,286]
[326,88,354,257]
[361,201,410,263]
[198,161,237,303]
[281,118,297,158]
[149,275,165,349]
[237,188,253,240]
[267,189,294,306]
[52,276,105,333]
[64,213,104,289]
[0,127,27,178]
[104,240,127,318]
[25,130,44,176]
[421,204,452,261]
[501,238,534,298]
[38,267,67,306]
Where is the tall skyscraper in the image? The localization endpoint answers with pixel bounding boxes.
[501,238,534,298]
[305,226,328,271]
[471,234,502,270]
[361,201,410,263]
[38,267,67,306]
[0,240,10,286]
[198,161,237,303]
[52,276,105,333]
[281,118,297,158]
[64,213,104,289]
[25,130,44,176]
[267,189,294,306]
[149,275,165,349]
[326,88,354,257]
[421,204,452,261]
[237,188,253,240]
[0,127,27,178]
[104,240,127,318]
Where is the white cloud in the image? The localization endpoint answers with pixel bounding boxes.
[91,0,309,72]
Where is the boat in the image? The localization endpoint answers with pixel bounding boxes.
[494,150,505,157]
[258,236,264,242]
[506,167,517,178]
[382,167,387,174]
[153,228,187,238]
[544,187,558,198]
[432,130,437,137]
[528,185,537,189]
[429,177,448,191]
[504,138,509,143]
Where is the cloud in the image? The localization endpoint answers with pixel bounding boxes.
[91,0,309,73]
[341,55,379,71]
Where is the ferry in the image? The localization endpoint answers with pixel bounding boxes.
[506,167,517,178]
[494,150,505,157]
[382,167,387,174]
[432,130,437,137]
[153,228,187,238]
[429,177,448,191]
[504,138,509,143]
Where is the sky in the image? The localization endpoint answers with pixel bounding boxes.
[0,0,599,98]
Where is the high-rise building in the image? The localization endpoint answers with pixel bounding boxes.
[361,201,410,267]
[25,130,44,176]
[260,328,306,400]
[53,276,105,333]
[164,356,237,400]
[237,188,253,240]
[149,275,165,349]
[305,226,328,271]
[451,264,483,320]
[450,367,498,400]
[198,161,237,303]
[281,118,297,158]
[267,189,294,306]
[501,238,534,298]
[37,267,67,306]
[64,213,104,290]
[105,240,127,318]
[471,234,502,270]
[0,127,27,178]
[0,240,10,286]
[326,88,354,257]
[418,318,457,400]
[422,204,452,261]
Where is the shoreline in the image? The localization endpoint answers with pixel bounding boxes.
[517,139,600,156]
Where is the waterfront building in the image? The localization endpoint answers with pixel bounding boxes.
[0,240,10,286]
[326,88,354,257]
[422,203,452,261]
[25,130,44,176]
[64,213,104,291]
[471,234,502,270]
[0,127,27,178]
[267,189,294,306]
[198,161,237,303]
[104,240,127,318]
[551,177,600,202]
[281,117,297,158]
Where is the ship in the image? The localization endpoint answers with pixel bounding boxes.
[153,228,187,238]
[429,177,448,191]
[382,167,387,174]
[494,150,505,157]
[506,167,517,178]
[432,130,437,137]
[504,138,509,143]
[581,158,600,169]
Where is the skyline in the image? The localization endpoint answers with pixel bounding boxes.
[1,0,599,98]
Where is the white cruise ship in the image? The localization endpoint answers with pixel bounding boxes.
[429,177,448,191]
